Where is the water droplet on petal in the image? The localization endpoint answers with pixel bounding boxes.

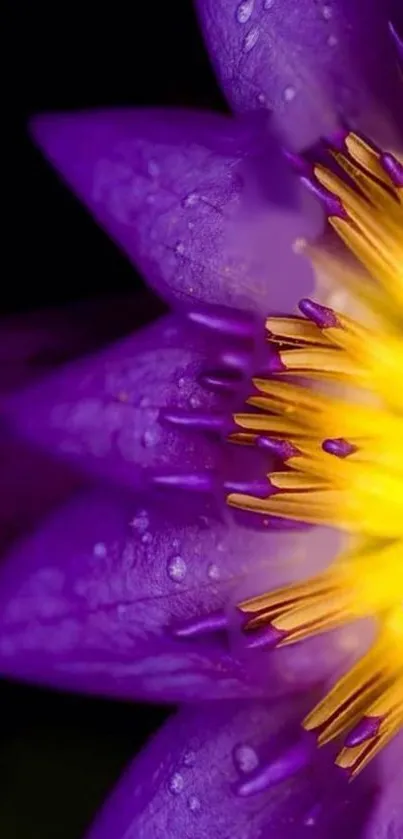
[167,555,187,582]
[284,85,296,102]
[207,563,220,581]
[93,542,107,558]
[142,428,158,448]
[169,772,185,794]
[183,750,196,767]
[178,377,186,389]
[243,25,260,52]
[142,532,152,545]
[188,795,201,812]
[236,0,254,24]
[130,510,150,534]
[322,4,332,19]
[148,159,160,177]
[175,241,185,256]
[257,92,267,105]
[233,744,259,774]
[182,192,199,208]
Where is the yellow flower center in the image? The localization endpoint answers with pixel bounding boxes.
[228,132,403,777]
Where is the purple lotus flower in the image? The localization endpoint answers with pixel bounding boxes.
[2,2,403,837]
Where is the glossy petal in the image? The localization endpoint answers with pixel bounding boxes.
[85,699,374,839]
[0,486,356,702]
[2,315,228,491]
[197,0,403,150]
[31,109,321,313]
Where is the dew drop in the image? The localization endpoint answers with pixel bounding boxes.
[207,563,220,581]
[189,394,201,409]
[130,510,149,534]
[236,0,254,24]
[178,377,186,389]
[182,192,199,208]
[233,744,259,774]
[188,795,201,813]
[284,85,296,103]
[183,750,196,767]
[175,241,185,256]
[257,92,267,105]
[167,555,187,582]
[142,428,157,448]
[243,25,260,52]
[142,532,152,545]
[322,4,332,19]
[169,772,185,794]
[148,159,160,177]
[93,542,107,558]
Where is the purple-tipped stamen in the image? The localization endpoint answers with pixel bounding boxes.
[300,175,348,219]
[256,436,299,461]
[237,734,316,796]
[344,716,382,747]
[187,306,255,340]
[380,151,403,187]
[224,478,273,498]
[160,409,233,435]
[174,611,228,639]
[299,298,340,329]
[151,472,215,493]
[322,438,357,458]
[243,623,287,649]
[198,370,240,394]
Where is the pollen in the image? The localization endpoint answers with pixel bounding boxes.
[229,133,403,777]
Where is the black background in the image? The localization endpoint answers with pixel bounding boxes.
[3,2,225,837]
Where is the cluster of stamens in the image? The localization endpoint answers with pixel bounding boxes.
[227,133,403,777]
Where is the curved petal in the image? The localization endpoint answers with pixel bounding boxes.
[31,108,321,313]
[197,0,403,151]
[85,699,375,839]
[0,484,356,702]
[0,293,160,393]
[0,433,81,556]
[2,314,230,491]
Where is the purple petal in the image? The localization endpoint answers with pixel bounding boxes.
[2,315,230,491]
[0,487,357,702]
[364,777,402,838]
[0,293,160,393]
[197,0,403,150]
[31,108,321,313]
[0,433,81,556]
[85,699,374,839]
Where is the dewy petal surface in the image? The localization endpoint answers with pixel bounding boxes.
[197,0,403,151]
[85,699,375,839]
[2,315,230,491]
[31,109,321,313]
[0,488,350,702]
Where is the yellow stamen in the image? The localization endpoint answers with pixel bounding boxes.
[230,133,403,776]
